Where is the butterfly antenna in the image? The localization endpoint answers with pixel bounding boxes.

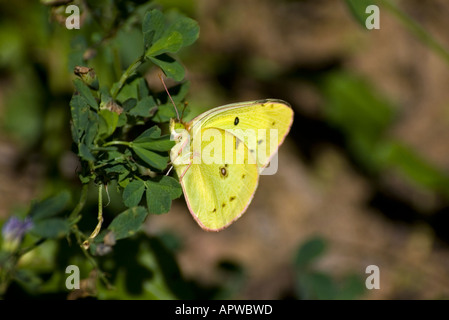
[158,72,180,121]
[180,101,188,121]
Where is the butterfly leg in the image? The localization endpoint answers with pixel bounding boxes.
[179,149,197,181]
[165,165,174,176]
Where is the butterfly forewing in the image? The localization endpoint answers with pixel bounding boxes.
[177,129,259,231]
[190,99,293,170]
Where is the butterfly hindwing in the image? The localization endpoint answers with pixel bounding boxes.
[176,129,259,231]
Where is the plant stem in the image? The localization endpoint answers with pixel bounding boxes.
[380,0,449,67]
[68,185,111,288]
[71,225,112,289]
[69,184,89,222]
[102,140,131,147]
[82,184,104,249]
[111,55,145,99]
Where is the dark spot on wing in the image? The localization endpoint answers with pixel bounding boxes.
[220,167,228,177]
[272,121,276,126]
[230,196,236,202]
[212,208,216,213]
[225,164,228,167]
[242,174,246,179]
[234,117,239,125]
[258,139,263,145]
[222,203,226,208]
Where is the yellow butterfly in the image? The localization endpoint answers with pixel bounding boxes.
[169,99,293,231]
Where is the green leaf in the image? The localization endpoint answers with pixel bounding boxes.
[30,191,71,221]
[104,164,127,175]
[12,269,43,293]
[102,149,124,162]
[149,54,185,81]
[138,78,150,100]
[338,274,366,300]
[117,112,127,127]
[98,109,119,139]
[84,112,99,146]
[70,95,89,143]
[128,126,174,165]
[73,78,98,110]
[145,31,183,57]
[107,206,148,240]
[79,143,95,162]
[345,0,379,27]
[143,9,199,56]
[114,76,140,104]
[323,72,394,138]
[129,96,157,117]
[132,126,175,152]
[145,176,182,214]
[142,9,165,49]
[295,237,327,269]
[133,134,174,152]
[297,272,337,300]
[322,72,395,171]
[118,177,130,189]
[100,86,112,106]
[31,218,70,239]
[171,81,191,103]
[122,180,146,207]
[122,98,137,113]
[133,126,161,142]
[152,103,179,123]
[105,164,130,183]
[384,141,449,194]
[147,187,171,215]
[165,12,199,47]
[132,146,169,170]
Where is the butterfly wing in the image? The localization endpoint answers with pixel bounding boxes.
[171,99,293,231]
[173,129,259,231]
[188,99,293,171]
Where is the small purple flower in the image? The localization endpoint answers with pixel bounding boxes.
[2,216,33,242]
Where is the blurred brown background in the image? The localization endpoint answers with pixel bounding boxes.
[147,0,449,299]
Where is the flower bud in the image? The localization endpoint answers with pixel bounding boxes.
[74,66,99,90]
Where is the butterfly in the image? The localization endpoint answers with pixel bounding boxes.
[169,99,293,231]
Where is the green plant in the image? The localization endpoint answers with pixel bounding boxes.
[0,1,204,298]
[294,236,366,300]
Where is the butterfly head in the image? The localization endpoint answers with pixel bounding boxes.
[169,118,186,139]
[169,118,191,164]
